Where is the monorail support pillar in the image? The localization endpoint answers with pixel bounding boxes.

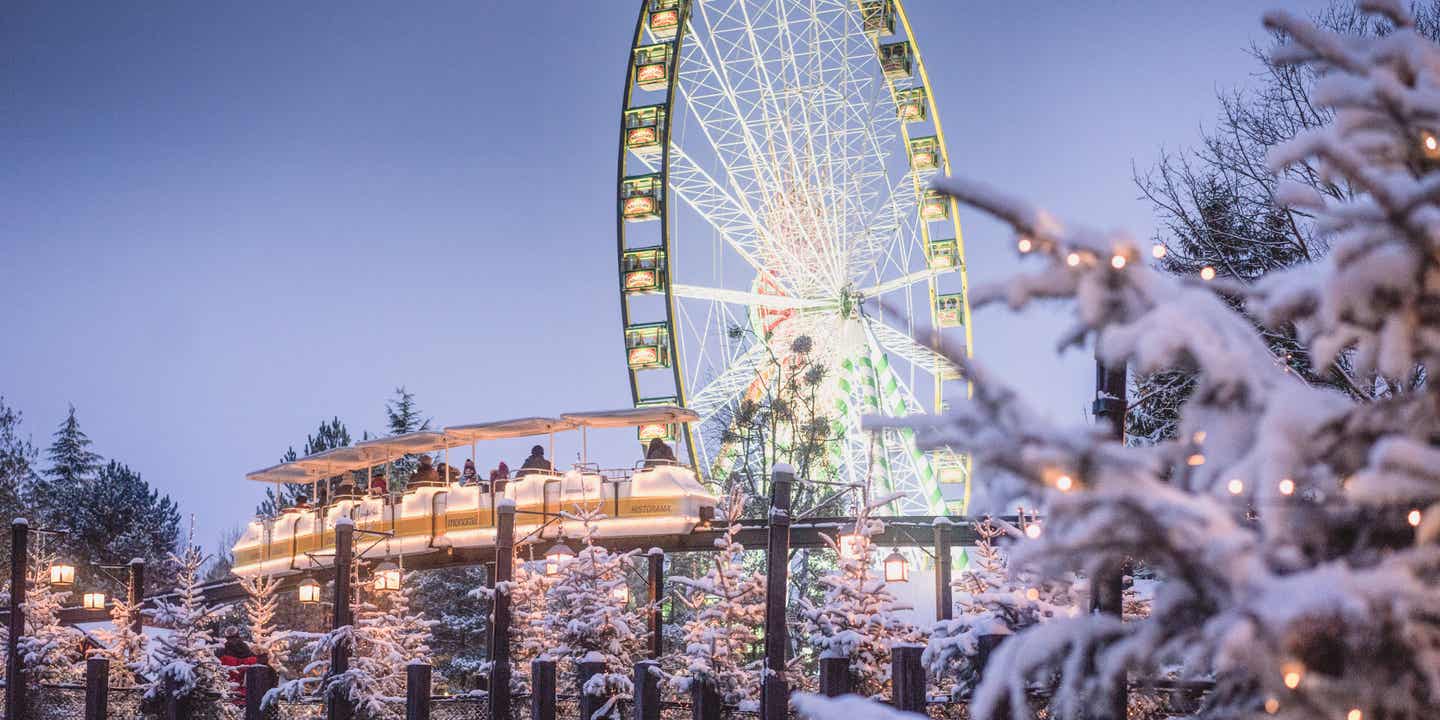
[328,518,354,720]
[7,518,28,720]
[128,558,145,636]
[490,501,515,720]
[760,466,792,720]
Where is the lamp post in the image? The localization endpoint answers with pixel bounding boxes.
[6,518,28,720]
[329,518,354,720]
[490,500,515,720]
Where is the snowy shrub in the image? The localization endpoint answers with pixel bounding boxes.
[140,536,227,704]
[18,550,83,686]
[873,4,1440,718]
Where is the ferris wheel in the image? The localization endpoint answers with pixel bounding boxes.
[615,0,972,515]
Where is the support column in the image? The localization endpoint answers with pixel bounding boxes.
[933,517,953,621]
[646,548,664,659]
[328,518,354,720]
[1091,356,1128,720]
[490,501,515,720]
[7,518,28,720]
[127,558,145,636]
[891,645,925,713]
[530,659,555,720]
[761,466,793,720]
[85,657,108,720]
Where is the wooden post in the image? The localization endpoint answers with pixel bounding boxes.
[691,675,720,720]
[818,655,850,697]
[647,548,664,659]
[633,661,660,720]
[933,518,953,621]
[245,664,277,720]
[760,466,793,720]
[890,645,925,713]
[7,518,27,720]
[490,501,515,720]
[577,657,606,720]
[328,518,354,720]
[1092,357,1128,720]
[164,676,189,720]
[530,659,556,720]
[127,559,145,636]
[406,663,432,720]
[85,656,109,720]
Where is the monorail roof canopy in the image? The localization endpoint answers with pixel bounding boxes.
[245,406,696,484]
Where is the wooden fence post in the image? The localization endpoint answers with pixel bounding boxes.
[761,466,793,720]
[577,657,606,720]
[891,644,925,713]
[85,656,109,720]
[691,675,720,720]
[245,664,277,720]
[818,655,850,697]
[933,518,953,621]
[633,661,659,720]
[328,518,355,720]
[406,663,431,720]
[530,658,556,720]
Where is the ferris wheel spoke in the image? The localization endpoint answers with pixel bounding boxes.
[672,283,829,310]
[858,266,946,298]
[863,317,964,382]
[685,342,769,421]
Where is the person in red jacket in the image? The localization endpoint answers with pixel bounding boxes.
[217,627,259,706]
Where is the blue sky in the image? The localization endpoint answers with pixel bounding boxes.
[0,0,1329,547]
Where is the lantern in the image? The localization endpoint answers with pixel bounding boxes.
[82,592,106,611]
[612,583,630,604]
[838,533,864,560]
[374,561,402,593]
[49,562,76,588]
[882,549,908,583]
[298,577,322,605]
[545,541,575,576]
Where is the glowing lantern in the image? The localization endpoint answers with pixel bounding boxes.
[1281,661,1304,689]
[612,583,630,603]
[882,550,908,583]
[82,592,106,611]
[545,541,575,576]
[1024,523,1042,539]
[1409,508,1423,527]
[299,577,322,605]
[373,561,402,593]
[49,562,76,588]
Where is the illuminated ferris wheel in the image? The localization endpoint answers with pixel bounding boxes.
[615,0,972,515]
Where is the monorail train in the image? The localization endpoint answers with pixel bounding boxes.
[230,407,717,578]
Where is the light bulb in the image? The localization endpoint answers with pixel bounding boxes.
[1024,523,1042,539]
[1066,252,1081,267]
[1263,697,1279,714]
[1278,478,1295,496]
[1017,238,1033,253]
[1200,266,1216,281]
[1187,453,1205,467]
[1281,662,1304,689]
[1110,255,1126,269]
[1055,474,1073,492]
[1024,587,1039,601]
[1192,431,1207,444]
[1408,508,1422,527]
[1426,133,1438,152]
[1227,479,1244,495]
[1347,709,1362,720]
[1151,243,1167,259]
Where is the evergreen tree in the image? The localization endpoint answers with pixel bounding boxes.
[141,527,227,705]
[669,495,765,705]
[18,547,84,686]
[0,396,38,570]
[93,591,147,687]
[238,574,285,670]
[488,553,558,693]
[34,405,102,529]
[411,566,490,690]
[63,460,182,594]
[797,496,923,699]
[384,387,430,491]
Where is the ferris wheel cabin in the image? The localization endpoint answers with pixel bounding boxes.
[622,247,667,294]
[647,0,682,40]
[622,173,665,222]
[896,87,928,123]
[230,406,716,579]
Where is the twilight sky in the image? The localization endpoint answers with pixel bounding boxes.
[1,0,1330,548]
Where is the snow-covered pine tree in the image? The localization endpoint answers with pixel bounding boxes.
[0,398,37,570]
[486,552,558,692]
[925,518,1078,698]
[797,495,923,698]
[669,493,765,705]
[238,574,285,669]
[140,528,226,705]
[18,548,83,686]
[411,566,489,689]
[34,405,102,533]
[539,508,648,715]
[878,5,1440,718]
[92,586,147,686]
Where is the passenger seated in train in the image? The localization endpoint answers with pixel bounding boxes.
[315,482,330,507]
[643,437,677,468]
[488,461,510,493]
[336,476,358,498]
[462,459,479,485]
[288,494,311,511]
[437,462,460,485]
[410,455,441,487]
[517,445,552,477]
[369,470,388,496]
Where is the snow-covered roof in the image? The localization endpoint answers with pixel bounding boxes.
[561,406,699,428]
[445,417,575,441]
